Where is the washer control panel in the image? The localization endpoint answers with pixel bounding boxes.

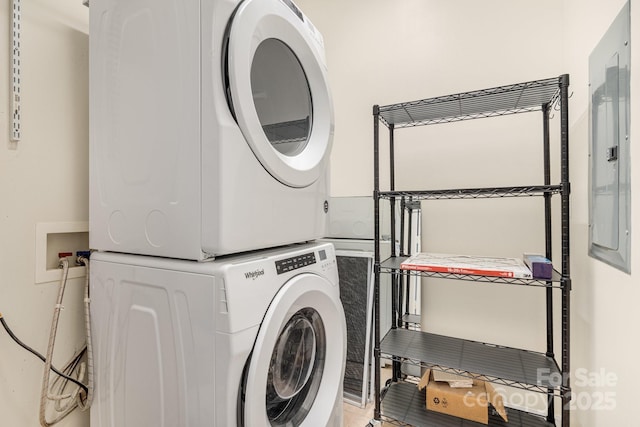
[275,252,316,275]
[317,248,336,273]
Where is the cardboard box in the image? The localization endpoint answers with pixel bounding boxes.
[417,369,508,424]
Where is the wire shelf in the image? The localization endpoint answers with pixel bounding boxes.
[378,185,563,201]
[380,257,564,288]
[381,381,555,426]
[377,77,562,128]
[380,329,564,394]
[262,116,310,145]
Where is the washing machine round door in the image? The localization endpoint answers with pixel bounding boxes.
[226,0,334,188]
[242,273,346,427]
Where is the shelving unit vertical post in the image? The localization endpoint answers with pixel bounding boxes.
[542,100,555,425]
[559,74,571,427]
[372,103,382,422]
[371,75,571,427]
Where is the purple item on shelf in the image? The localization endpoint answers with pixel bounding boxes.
[523,254,553,279]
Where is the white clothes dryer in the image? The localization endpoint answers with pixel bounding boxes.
[89,0,334,260]
[90,242,346,427]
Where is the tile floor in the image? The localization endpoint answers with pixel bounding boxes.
[342,367,396,427]
[342,400,375,427]
[343,401,398,427]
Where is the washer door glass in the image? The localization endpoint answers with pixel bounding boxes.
[252,39,312,157]
[240,271,345,427]
[266,308,325,425]
[226,0,334,188]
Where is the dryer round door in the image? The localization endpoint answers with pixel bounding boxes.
[242,273,346,427]
[226,0,334,188]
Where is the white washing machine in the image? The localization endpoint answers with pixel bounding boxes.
[89,0,334,260]
[90,242,346,426]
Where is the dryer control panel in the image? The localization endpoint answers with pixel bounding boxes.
[275,252,316,275]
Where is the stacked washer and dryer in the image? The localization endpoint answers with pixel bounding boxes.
[88,0,346,426]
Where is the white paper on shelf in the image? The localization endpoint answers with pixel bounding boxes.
[400,252,533,279]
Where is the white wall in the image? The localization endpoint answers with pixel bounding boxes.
[562,1,640,426]
[297,0,563,198]
[298,0,638,425]
[0,0,90,426]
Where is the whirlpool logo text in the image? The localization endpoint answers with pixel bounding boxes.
[244,269,265,280]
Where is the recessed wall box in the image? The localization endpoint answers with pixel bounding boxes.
[35,222,89,284]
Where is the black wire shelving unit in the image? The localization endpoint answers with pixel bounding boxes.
[371,75,571,427]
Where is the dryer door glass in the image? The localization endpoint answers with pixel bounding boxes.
[226,0,333,188]
[266,308,325,426]
[251,39,312,157]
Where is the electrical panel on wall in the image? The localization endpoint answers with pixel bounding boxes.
[588,1,631,273]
